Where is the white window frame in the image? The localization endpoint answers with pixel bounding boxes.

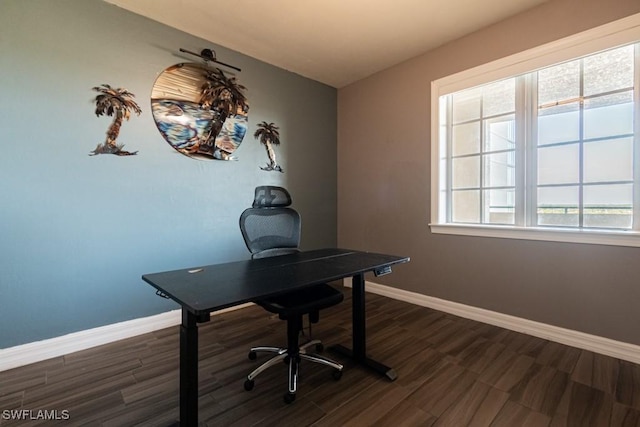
[430,13,640,247]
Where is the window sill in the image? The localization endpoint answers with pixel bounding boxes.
[429,223,640,248]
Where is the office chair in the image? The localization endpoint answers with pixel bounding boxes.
[239,185,344,404]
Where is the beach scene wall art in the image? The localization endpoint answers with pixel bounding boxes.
[151,63,249,161]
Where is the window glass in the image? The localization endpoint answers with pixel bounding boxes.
[452,87,482,124]
[583,138,633,183]
[452,190,480,223]
[484,115,515,152]
[435,38,638,241]
[583,92,634,139]
[583,45,634,96]
[537,144,580,186]
[484,189,515,224]
[452,156,480,189]
[482,79,515,117]
[538,104,580,146]
[537,60,580,106]
[452,122,480,156]
[537,186,579,227]
[484,152,515,188]
[583,184,633,228]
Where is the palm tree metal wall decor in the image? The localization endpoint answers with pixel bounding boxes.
[254,121,283,172]
[196,68,248,158]
[91,84,142,156]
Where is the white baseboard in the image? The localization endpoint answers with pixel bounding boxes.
[0,303,252,373]
[346,279,640,365]
[4,281,639,373]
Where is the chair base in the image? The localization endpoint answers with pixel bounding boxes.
[245,339,343,403]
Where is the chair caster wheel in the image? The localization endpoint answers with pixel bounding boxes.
[284,392,296,404]
[244,379,255,391]
[248,351,257,361]
[315,343,324,353]
[332,369,343,380]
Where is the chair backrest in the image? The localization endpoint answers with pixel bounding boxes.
[240,186,301,259]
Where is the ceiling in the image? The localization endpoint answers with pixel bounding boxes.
[105,0,549,88]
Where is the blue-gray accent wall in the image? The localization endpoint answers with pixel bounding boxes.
[0,0,337,348]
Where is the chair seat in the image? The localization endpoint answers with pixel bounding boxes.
[240,186,344,403]
[258,284,343,318]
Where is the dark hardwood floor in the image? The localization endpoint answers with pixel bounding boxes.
[1,289,639,426]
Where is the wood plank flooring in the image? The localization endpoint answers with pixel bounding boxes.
[1,288,640,426]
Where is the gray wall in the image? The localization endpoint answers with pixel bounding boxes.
[0,0,337,348]
[338,0,640,346]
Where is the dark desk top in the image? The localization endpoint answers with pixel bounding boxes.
[142,248,409,316]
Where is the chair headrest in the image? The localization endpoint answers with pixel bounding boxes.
[252,186,292,208]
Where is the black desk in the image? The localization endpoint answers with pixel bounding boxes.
[142,248,409,426]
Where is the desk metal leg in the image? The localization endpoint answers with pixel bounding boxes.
[352,272,366,360]
[180,309,198,426]
[331,273,397,381]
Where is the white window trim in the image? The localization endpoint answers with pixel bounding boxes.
[430,13,640,248]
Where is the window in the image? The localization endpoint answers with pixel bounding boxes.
[431,14,640,247]
[446,78,518,225]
